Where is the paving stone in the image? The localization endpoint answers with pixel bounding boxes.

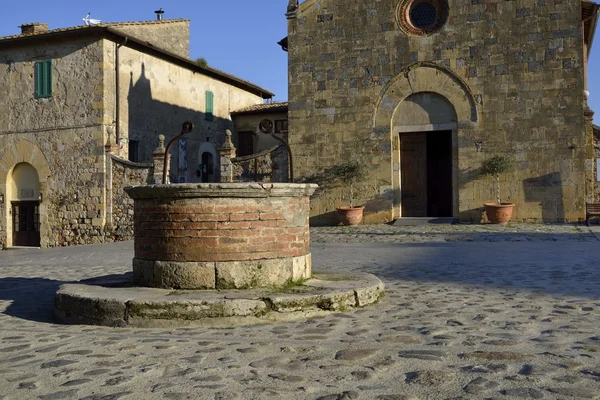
[405,370,455,386]
[546,387,598,398]
[463,377,499,394]
[40,360,79,369]
[398,350,446,361]
[335,349,379,361]
[38,390,80,400]
[500,388,544,398]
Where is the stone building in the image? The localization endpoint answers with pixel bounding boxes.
[285,0,599,224]
[229,102,290,182]
[0,17,272,248]
[231,102,288,156]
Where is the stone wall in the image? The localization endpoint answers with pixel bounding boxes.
[231,145,288,183]
[287,0,588,223]
[593,124,600,202]
[110,20,190,59]
[108,155,153,242]
[0,38,109,247]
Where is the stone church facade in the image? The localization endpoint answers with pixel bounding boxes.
[286,0,599,224]
[0,18,272,248]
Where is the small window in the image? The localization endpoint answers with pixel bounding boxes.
[35,60,52,98]
[274,119,288,133]
[205,91,214,121]
[128,140,140,162]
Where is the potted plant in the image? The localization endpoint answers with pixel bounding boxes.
[480,154,514,224]
[326,161,368,225]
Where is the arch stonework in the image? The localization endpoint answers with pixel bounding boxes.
[0,139,51,184]
[0,140,51,248]
[372,63,478,219]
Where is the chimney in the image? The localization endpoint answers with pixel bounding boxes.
[154,8,164,21]
[19,23,49,35]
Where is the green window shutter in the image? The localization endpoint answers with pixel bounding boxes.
[205,91,214,121]
[34,61,42,98]
[45,60,52,97]
[34,60,52,98]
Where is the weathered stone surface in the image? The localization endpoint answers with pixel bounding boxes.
[215,259,294,289]
[334,349,379,361]
[151,260,215,289]
[398,350,446,361]
[54,272,384,327]
[405,370,455,386]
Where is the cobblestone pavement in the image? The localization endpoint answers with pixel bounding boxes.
[310,222,597,243]
[1,224,600,399]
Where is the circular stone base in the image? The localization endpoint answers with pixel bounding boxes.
[54,272,384,328]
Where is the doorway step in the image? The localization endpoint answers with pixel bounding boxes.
[393,217,454,226]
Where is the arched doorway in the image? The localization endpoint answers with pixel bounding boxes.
[394,92,457,217]
[372,63,478,220]
[8,162,41,247]
[197,142,217,183]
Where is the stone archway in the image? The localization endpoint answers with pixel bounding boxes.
[0,140,51,248]
[197,142,218,183]
[372,63,478,219]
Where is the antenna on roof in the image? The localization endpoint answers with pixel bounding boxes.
[83,13,101,26]
[155,8,164,21]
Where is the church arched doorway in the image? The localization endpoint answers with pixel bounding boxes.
[395,92,458,218]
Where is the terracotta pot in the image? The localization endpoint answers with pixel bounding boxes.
[337,206,364,226]
[484,202,515,225]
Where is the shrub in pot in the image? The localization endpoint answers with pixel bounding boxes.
[326,161,368,225]
[480,154,514,224]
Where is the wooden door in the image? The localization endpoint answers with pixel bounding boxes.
[12,201,40,247]
[400,133,427,217]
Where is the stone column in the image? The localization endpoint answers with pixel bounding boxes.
[218,130,237,183]
[152,135,170,184]
[585,107,595,204]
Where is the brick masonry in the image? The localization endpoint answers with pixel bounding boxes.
[126,183,317,289]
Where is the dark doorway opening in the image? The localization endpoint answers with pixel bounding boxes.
[237,131,254,157]
[200,152,214,183]
[12,201,40,247]
[400,130,452,217]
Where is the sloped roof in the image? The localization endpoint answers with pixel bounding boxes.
[583,0,600,55]
[1,19,189,41]
[0,20,274,99]
[231,102,288,115]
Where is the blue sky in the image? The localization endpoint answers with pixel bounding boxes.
[1,1,599,123]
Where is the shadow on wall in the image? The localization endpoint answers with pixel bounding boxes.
[126,63,233,182]
[523,172,565,222]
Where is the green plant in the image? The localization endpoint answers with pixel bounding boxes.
[195,57,208,68]
[480,155,513,204]
[325,161,368,208]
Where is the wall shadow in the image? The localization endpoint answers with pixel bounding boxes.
[523,173,565,222]
[126,63,234,183]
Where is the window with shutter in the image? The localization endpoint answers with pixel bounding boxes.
[34,60,52,98]
[205,91,214,121]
